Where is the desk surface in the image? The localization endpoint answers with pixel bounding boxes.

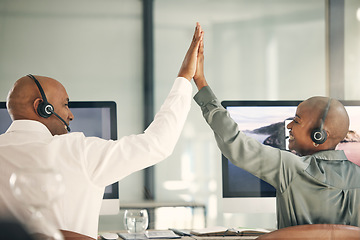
[182,237,257,240]
[98,235,258,240]
[98,232,260,240]
[120,201,206,209]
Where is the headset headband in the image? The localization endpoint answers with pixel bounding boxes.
[319,98,331,130]
[27,74,49,103]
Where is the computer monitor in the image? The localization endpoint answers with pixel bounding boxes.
[221,100,360,214]
[0,101,119,215]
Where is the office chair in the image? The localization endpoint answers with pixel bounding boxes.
[0,219,34,240]
[257,224,360,239]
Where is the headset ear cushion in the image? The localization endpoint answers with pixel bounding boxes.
[311,128,327,145]
[37,102,53,118]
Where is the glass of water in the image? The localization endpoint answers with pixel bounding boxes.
[124,209,149,234]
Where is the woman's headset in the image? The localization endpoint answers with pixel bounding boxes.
[310,98,331,145]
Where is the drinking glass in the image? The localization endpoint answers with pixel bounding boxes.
[124,209,149,234]
[9,168,65,240]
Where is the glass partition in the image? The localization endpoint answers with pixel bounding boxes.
[345,0,360,100]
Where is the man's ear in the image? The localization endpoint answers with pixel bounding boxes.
[33,98,42,116]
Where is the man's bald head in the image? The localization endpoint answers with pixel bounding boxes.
[7,75,73,135]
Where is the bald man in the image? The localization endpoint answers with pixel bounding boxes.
[7,75,73,136]
[193,25,360,229]
[0,23,203,239]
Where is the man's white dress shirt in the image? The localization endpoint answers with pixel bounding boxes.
[0,77,192,239]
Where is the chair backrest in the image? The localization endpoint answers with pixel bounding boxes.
[60,230,96,240]
[257,224,360,239]
[0,220,33,240]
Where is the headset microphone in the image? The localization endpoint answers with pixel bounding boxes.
[27,74,71,132]
[49,108,71,132]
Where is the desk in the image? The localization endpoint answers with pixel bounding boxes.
[98,234,258,240]
[184,237,258,240]
[121,201,207,229]
[99,230,261,240]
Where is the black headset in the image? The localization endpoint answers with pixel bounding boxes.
[27,74,71,132]
[310,98,331,145]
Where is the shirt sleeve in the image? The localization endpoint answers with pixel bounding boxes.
[194,86,300,191]
[83,77,192,187]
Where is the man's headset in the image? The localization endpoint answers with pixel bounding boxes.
[310,98,331,145]
[27,74,71,132]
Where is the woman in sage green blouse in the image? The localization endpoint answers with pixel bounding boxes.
[193,23,360,229]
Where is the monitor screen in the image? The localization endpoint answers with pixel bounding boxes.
[0,101,119,214]
[221,100,360,214]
